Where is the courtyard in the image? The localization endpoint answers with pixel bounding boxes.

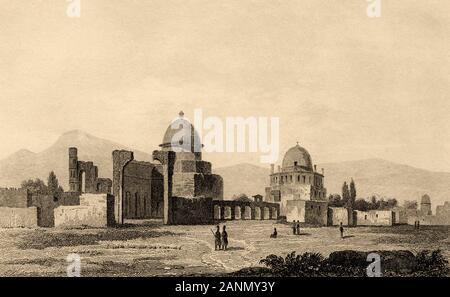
[0,221,449,276]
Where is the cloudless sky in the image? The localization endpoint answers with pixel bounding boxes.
[0,0,449,171]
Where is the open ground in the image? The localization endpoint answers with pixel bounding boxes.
[0,221,449,276]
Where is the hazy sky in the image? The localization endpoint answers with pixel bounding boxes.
[0,0,449,171]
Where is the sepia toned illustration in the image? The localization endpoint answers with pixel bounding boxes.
[0,0,449,278]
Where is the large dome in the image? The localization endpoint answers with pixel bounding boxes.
[160,111,202,153]
[282,144,313,171]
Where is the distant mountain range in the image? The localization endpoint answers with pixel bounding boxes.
[0,130,151,190]
[1,130,449,208]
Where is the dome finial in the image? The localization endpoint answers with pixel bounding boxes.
[179,111,184,118]
[296,141,299,146]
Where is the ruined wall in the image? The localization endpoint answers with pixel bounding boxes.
[54,194,115,228]
[327,207,348,226]
[69,147,112,194]
[30,193,80,227]
[0,188,31,208]
[122,161,164,219]
[0,207,38,228]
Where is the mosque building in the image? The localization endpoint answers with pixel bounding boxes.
[265,143,328,225]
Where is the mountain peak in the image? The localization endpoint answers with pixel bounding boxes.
[60,129,92,138]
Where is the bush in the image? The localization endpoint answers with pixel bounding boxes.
[260,252,324,277]
[413,250,449,277]
[258,249,449,277]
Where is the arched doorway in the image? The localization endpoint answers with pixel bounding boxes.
[234,206,241,220]
[214,205,221,220]
[80,171,86,193]
[254,207,261,220]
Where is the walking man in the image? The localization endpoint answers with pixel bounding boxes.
[340,222,344,239]
[296,221,300,235]
[292,221,297,235]
[221,225,228,251]
[214,225,222,250]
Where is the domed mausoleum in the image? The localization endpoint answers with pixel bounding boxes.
[112,111,224,225]
[265,143,328,225]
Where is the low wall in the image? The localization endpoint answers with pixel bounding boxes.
[54,194,115,228]
[0,207,38,228]
[355,210,393,226]
[407,215,448,226]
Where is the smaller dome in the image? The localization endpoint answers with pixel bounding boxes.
[282,143,313,171]
[421,194,431,204]
[160,111,202,153]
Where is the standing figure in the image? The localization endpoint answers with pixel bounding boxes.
[214,225,222,250]
[221,225,228,250]
[296,221,300,235]
[292,221,297,235]
[339,222,344,239]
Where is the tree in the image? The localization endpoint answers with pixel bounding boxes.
[328,194,344,207]
[354,198,370,211]
[370,196,379,210]
[349,179,357,209]
[48,171,64,201]
[342,182,350,206]
[233,193,252,202]
[21,178,48,195]
[404,200,418,210]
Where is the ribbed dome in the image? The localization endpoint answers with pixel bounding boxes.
[160,111,202,153]
[282,144,313,171]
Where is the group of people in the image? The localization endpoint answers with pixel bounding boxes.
[414,220,421,229]
[212,225,228,251]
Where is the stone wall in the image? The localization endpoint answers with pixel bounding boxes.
[0,207,38,228]
[122,161,164,219]
[54,194,115,228]
[286,199,328,225]
[170,196,214,225]
[327,207,348,226]
[30,192,80,227]
[354,210,394,226]
[68,147,112,194]
[392,207,409,225]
